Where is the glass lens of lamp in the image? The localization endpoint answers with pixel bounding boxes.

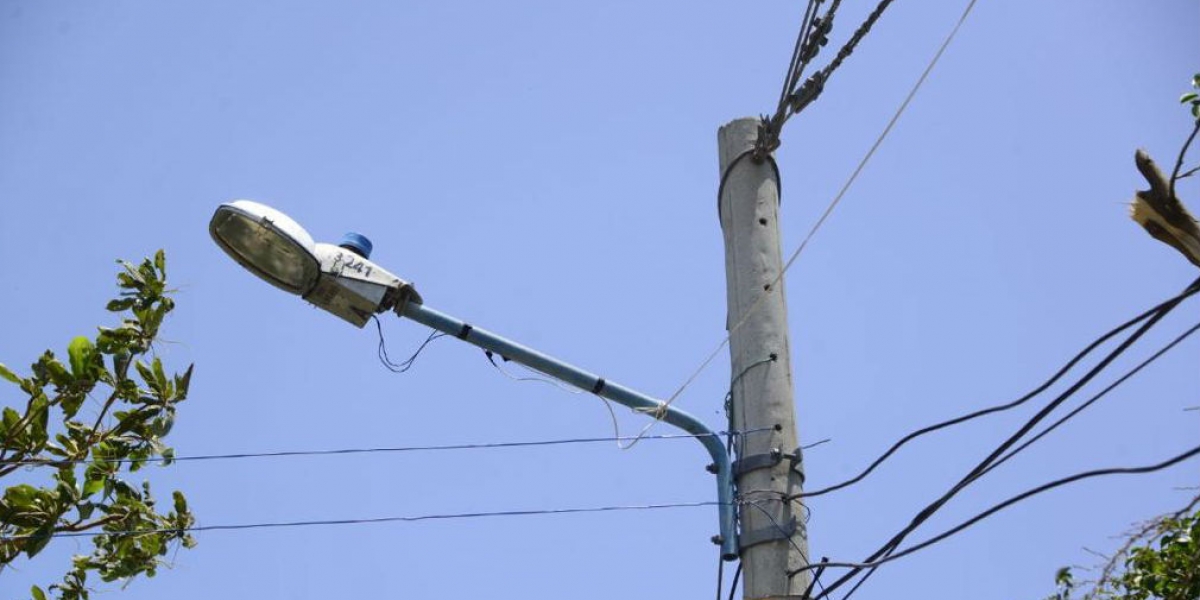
[210,205,319,295]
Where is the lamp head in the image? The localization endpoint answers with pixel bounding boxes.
[209,200,321,295]
[210,200,421,328]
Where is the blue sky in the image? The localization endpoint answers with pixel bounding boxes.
[1,1,1198,599]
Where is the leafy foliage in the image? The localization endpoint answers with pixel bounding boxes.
[1119,509,1200,600]
[1045,503,1200,600]
[0,251,195,600]
[1180,74,1200,120]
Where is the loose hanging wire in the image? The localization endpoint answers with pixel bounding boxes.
[483,350,632,450]
[374,316,446,373]
[484,350,585,396]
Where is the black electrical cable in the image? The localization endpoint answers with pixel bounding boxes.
[715,551,726,600]
[833,320,1200,600]
[979,319,1200,480]
[800,278,1200,500]
[0,429,775,468]
[796,442,1200,578]
[777,0,821,110]
[812,276,1200,600]
[835,317,1200,600]
[777,0,896,128]
[764,0,845,155]
[0,501,726,541]
[726,563,742,600]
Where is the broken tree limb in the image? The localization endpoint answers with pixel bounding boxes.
[1130,149,1200,269]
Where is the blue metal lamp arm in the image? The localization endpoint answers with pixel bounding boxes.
[396,300,739,560]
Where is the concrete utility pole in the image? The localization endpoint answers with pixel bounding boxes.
[718,117,811,599]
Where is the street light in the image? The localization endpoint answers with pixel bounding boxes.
[209,200,740,560]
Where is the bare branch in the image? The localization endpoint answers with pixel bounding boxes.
[1170,120,1200,200]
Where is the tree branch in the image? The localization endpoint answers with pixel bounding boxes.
[57,514,123,534]
[89,387,124,442]
[1170,120,1200,201]
[1131,149,1200,268]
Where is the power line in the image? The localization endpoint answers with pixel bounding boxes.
[661,0,979,414]
[779,0,978,278]
[794,441,1200,583]
[831,316,1200,600]
[780,0,896,126]
[979,319,1200,480]
[800,280,1200,499]
[831,284,1199,600]
[833,293,1193,600]
[0,501,726,541]
[769,0,838,141]
[776,0,823,109]
[0,429,775,468]
[812,275,1200,600]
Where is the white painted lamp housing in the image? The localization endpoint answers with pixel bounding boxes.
[209,200,320,296]
[209,200,420,328]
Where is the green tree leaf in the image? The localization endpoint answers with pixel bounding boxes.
[25,523,56,558]
[67,337,95,379]
[0,363,21,384]
[153,249,166,278]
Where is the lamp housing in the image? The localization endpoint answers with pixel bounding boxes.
[210,200,421,328]
[209,200,320,295]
